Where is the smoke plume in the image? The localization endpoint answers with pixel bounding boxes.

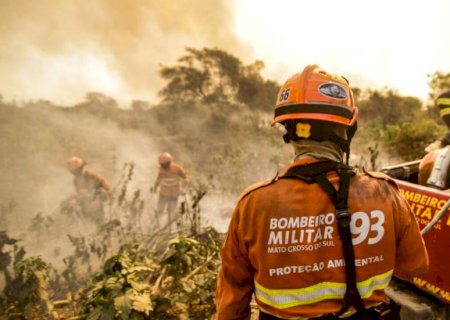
[0,0,249,103]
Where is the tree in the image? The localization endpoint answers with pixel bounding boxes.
[131,100,150,111]
[425,71,450,122]
[73,92,119,118]
[83,92,119,109]
[384,116,445,160]
[357,88,422,129]
[354,88,446,162]
[428,70,450,101]
[159,47,279,111]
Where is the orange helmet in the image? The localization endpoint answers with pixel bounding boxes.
[158,152,173,164]
[272,64,358,126]
[67,156,86,171]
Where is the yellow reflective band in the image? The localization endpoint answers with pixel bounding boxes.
[440,107,450,117]
[254,269,393,309]
[437,97,450,107]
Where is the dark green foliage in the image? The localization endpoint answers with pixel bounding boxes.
[357,88,422,128]
[9,257,51,305]
[74,92,119,118]
[0,231,23,301]
[2,255,53,319]
[423,70,450,125]
[159,47,279,111]
[80,254,154,320]
[354,88,445,164]
[428,71,450,101]
[383,117,446,160]
[80,228,222,320]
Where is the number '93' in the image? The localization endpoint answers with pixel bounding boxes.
[350,210,385,245]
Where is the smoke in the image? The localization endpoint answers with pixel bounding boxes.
[0,102,164,269]
[0,0,249,104]
[1,99,274,270]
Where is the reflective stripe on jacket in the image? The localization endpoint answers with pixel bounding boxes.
[254,269,393,310]
[215,158,428,320]
[154,163,187,197]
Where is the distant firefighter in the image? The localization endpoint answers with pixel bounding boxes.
[151,152,188,230]
[67,156,112,224]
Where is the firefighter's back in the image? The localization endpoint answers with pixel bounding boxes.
[231,162,428,318]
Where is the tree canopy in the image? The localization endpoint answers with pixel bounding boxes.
[354,87,446,162]
[159,47,279,111]
[428,70,450,101]
[357,88,422,128]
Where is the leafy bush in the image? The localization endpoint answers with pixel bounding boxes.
[81,254,155,320]
[80,228,222,319]
[3,257,53,319]
[383,117,446,160]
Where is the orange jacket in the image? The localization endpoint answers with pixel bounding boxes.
[154,163,188,198]
[216,159,428,319]
[417,147,450,189]
[73,170,111,195]
[418,150,438,186]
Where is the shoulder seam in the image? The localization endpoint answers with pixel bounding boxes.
[238,172,279,201]
[362,167,398,189]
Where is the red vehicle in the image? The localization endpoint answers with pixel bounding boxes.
[381,160,450,318]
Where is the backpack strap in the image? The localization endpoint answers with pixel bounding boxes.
[282,162,364,315]
[317,168,365,315]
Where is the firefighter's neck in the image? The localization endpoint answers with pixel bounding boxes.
[291,139,343,163]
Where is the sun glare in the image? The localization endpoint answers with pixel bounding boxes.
[233,0,450,102]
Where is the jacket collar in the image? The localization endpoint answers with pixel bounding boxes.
[279,158,342,178]
[280,158,321,177]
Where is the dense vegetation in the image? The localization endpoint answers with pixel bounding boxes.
[0,47,449,319]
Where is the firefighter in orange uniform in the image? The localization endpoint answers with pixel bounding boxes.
[419,90,450,189]
[67,156,112,224]
[152,152,188,229]
[215,65,428,319]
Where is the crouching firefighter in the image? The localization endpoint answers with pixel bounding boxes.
[215,65,429,319]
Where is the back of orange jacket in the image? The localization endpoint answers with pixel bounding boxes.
[73,170,111,194]
[216,159,428,319]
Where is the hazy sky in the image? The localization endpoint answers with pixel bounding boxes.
[1,0,449,105]
[235,0,450,103]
